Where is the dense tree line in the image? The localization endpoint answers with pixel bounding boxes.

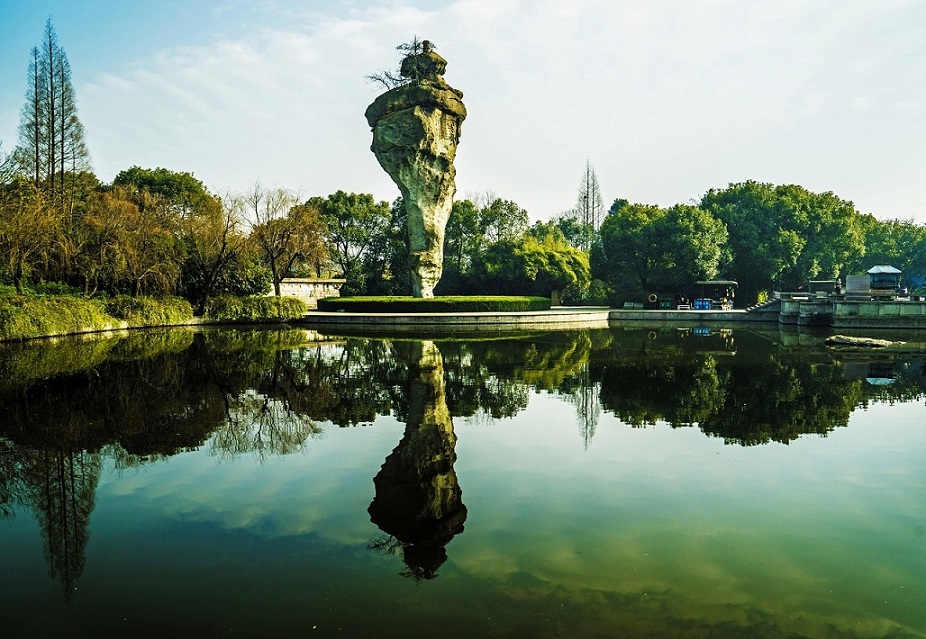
[592,180,926,305]
[3,21,926,308]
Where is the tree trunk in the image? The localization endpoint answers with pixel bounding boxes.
[13,263,25,294]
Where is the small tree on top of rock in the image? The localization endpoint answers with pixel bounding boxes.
[367,36,435,89]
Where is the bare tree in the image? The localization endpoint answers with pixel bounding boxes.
[560,160,604,251]
[0,143,14,184]
[366,36,434,89]
[579,160,604,232]
[245,183,328,296]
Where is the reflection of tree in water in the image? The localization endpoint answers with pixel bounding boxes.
[702,356,861,445]
[209,389,322,460]
[572,379,600,449]
[0,437,22,520]
[368,341,467,581]
[3,325,926,596]
[590,328,926,446]
[301,339,406,426]
[0,328,338,597]
[0,411,102,598]
[439,331,607,429]
[440,341,530,421]
[23,447,101,600]
[836,352,926,407]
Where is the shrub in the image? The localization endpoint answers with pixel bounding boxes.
[32,281,83,296]
[0,295,114,341]
[0,281,82,297]
[583,279,614,306]
[316,295,551,313]
[105,295,193,326]
[203,295,308,322]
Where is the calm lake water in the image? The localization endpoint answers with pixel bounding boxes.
[1,325,924,638]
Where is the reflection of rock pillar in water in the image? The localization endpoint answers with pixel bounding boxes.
[368,340,466,579]
[365,43,466,297]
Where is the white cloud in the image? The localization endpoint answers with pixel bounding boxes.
[43,0,926,220]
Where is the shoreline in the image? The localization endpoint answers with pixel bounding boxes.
[8,304,926,342]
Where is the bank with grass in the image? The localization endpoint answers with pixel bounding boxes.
[0,294,309,342]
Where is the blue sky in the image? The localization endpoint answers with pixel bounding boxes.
[1,0,925,221]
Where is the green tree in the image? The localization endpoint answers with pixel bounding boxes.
[111,165,260,307]
[478,196,529,244]
[594,200,667,291]
[660,203,729,288]
[363,197,411,296]
[552,214,596,253]
[180,194,254,313]
[435,195,532,295]
[701,181,864,301]
[776,185,864,286]
[472,225,589,297]
[85,173,192,295]
[700,182,805,301]
[852,215,926,282]
[45,170,99,286]
[436,198,481,293]
[113,166,217,219]
[74,187,133,296]
[119,192,183,296]
[308,190,391,295]
[444,198,480,273]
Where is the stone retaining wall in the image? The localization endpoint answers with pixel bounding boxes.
[276,278,345,308]
[300,308,612,332]
[609,309,776,324]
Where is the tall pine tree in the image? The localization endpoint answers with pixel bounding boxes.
[13,19,91,219]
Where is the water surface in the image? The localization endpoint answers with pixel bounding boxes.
[1,326,924,637]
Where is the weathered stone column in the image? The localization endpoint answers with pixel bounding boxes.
[365,42,466,297]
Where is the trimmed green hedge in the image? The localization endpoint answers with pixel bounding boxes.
[317,295,552,313]
[203,295,308,322]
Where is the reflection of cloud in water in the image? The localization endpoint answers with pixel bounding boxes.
[97,424,406,544]
[449,397,926,637]
[452,527,920,637]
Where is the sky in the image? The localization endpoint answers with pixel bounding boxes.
[1,0,925,222]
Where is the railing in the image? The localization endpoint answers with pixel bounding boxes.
[777,291,836,301]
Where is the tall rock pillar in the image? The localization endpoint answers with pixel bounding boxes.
[365,41,466,297]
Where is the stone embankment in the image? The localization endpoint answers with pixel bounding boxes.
[299,307,612,332]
